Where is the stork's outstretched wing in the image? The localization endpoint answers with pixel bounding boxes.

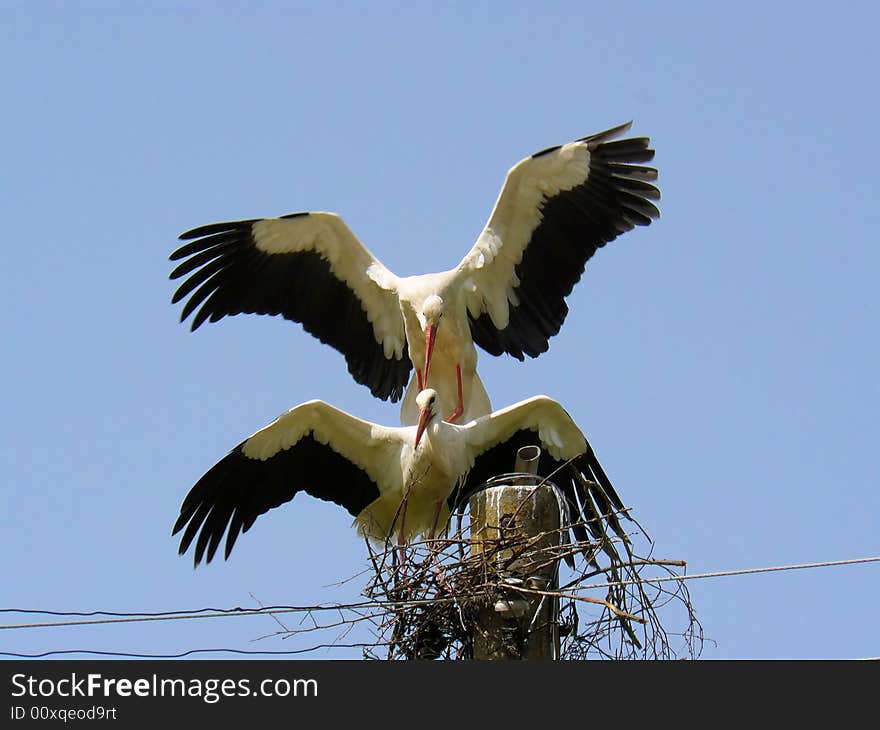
[457,122,660,360]
[170,212,412,401]
[172,400,403,566]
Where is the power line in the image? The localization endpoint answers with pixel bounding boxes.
[0,645,370,659]
[2,555,877,633]
[0,606,247,617]
[577,555,880,592]
[0,600,439,631]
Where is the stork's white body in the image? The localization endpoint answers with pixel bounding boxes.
[395,270,492,424]
[354,416,470,542]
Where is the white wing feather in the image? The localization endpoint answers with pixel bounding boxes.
[464,395,587,463]
[242,400,405,491]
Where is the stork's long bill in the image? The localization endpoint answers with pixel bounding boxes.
[414,400,435,447]
[423,323,438,390]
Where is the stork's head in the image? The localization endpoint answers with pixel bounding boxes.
[420,295,444,386]
[414,388,438,448]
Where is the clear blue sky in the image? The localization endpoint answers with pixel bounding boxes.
[2,1,878,659]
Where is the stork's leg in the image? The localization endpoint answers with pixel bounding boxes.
[416,368,424,391]
[397,493,409,567]
[427,498,451,592]
[445,364,464,423]
[427,499,444,542]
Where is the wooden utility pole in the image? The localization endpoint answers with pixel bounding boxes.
[470,446,562,660]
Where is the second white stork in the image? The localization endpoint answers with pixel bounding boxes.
[169,121,660,425]
[172,390,628,567]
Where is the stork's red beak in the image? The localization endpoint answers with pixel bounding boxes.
[415,403,434,448]
[423,323,438,387]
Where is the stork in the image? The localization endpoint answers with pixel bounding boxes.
[169,121,659,424]
[172,390,628,567]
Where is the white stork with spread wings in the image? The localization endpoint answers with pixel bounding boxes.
[169,121,660,425]
[172,390,628,567]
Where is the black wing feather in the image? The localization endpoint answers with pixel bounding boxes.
[172,434,381,566]
[169,217,412,402]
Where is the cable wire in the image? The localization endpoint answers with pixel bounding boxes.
[2,555,877,632]
[0,645,370,659]
[577,555,880,592]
